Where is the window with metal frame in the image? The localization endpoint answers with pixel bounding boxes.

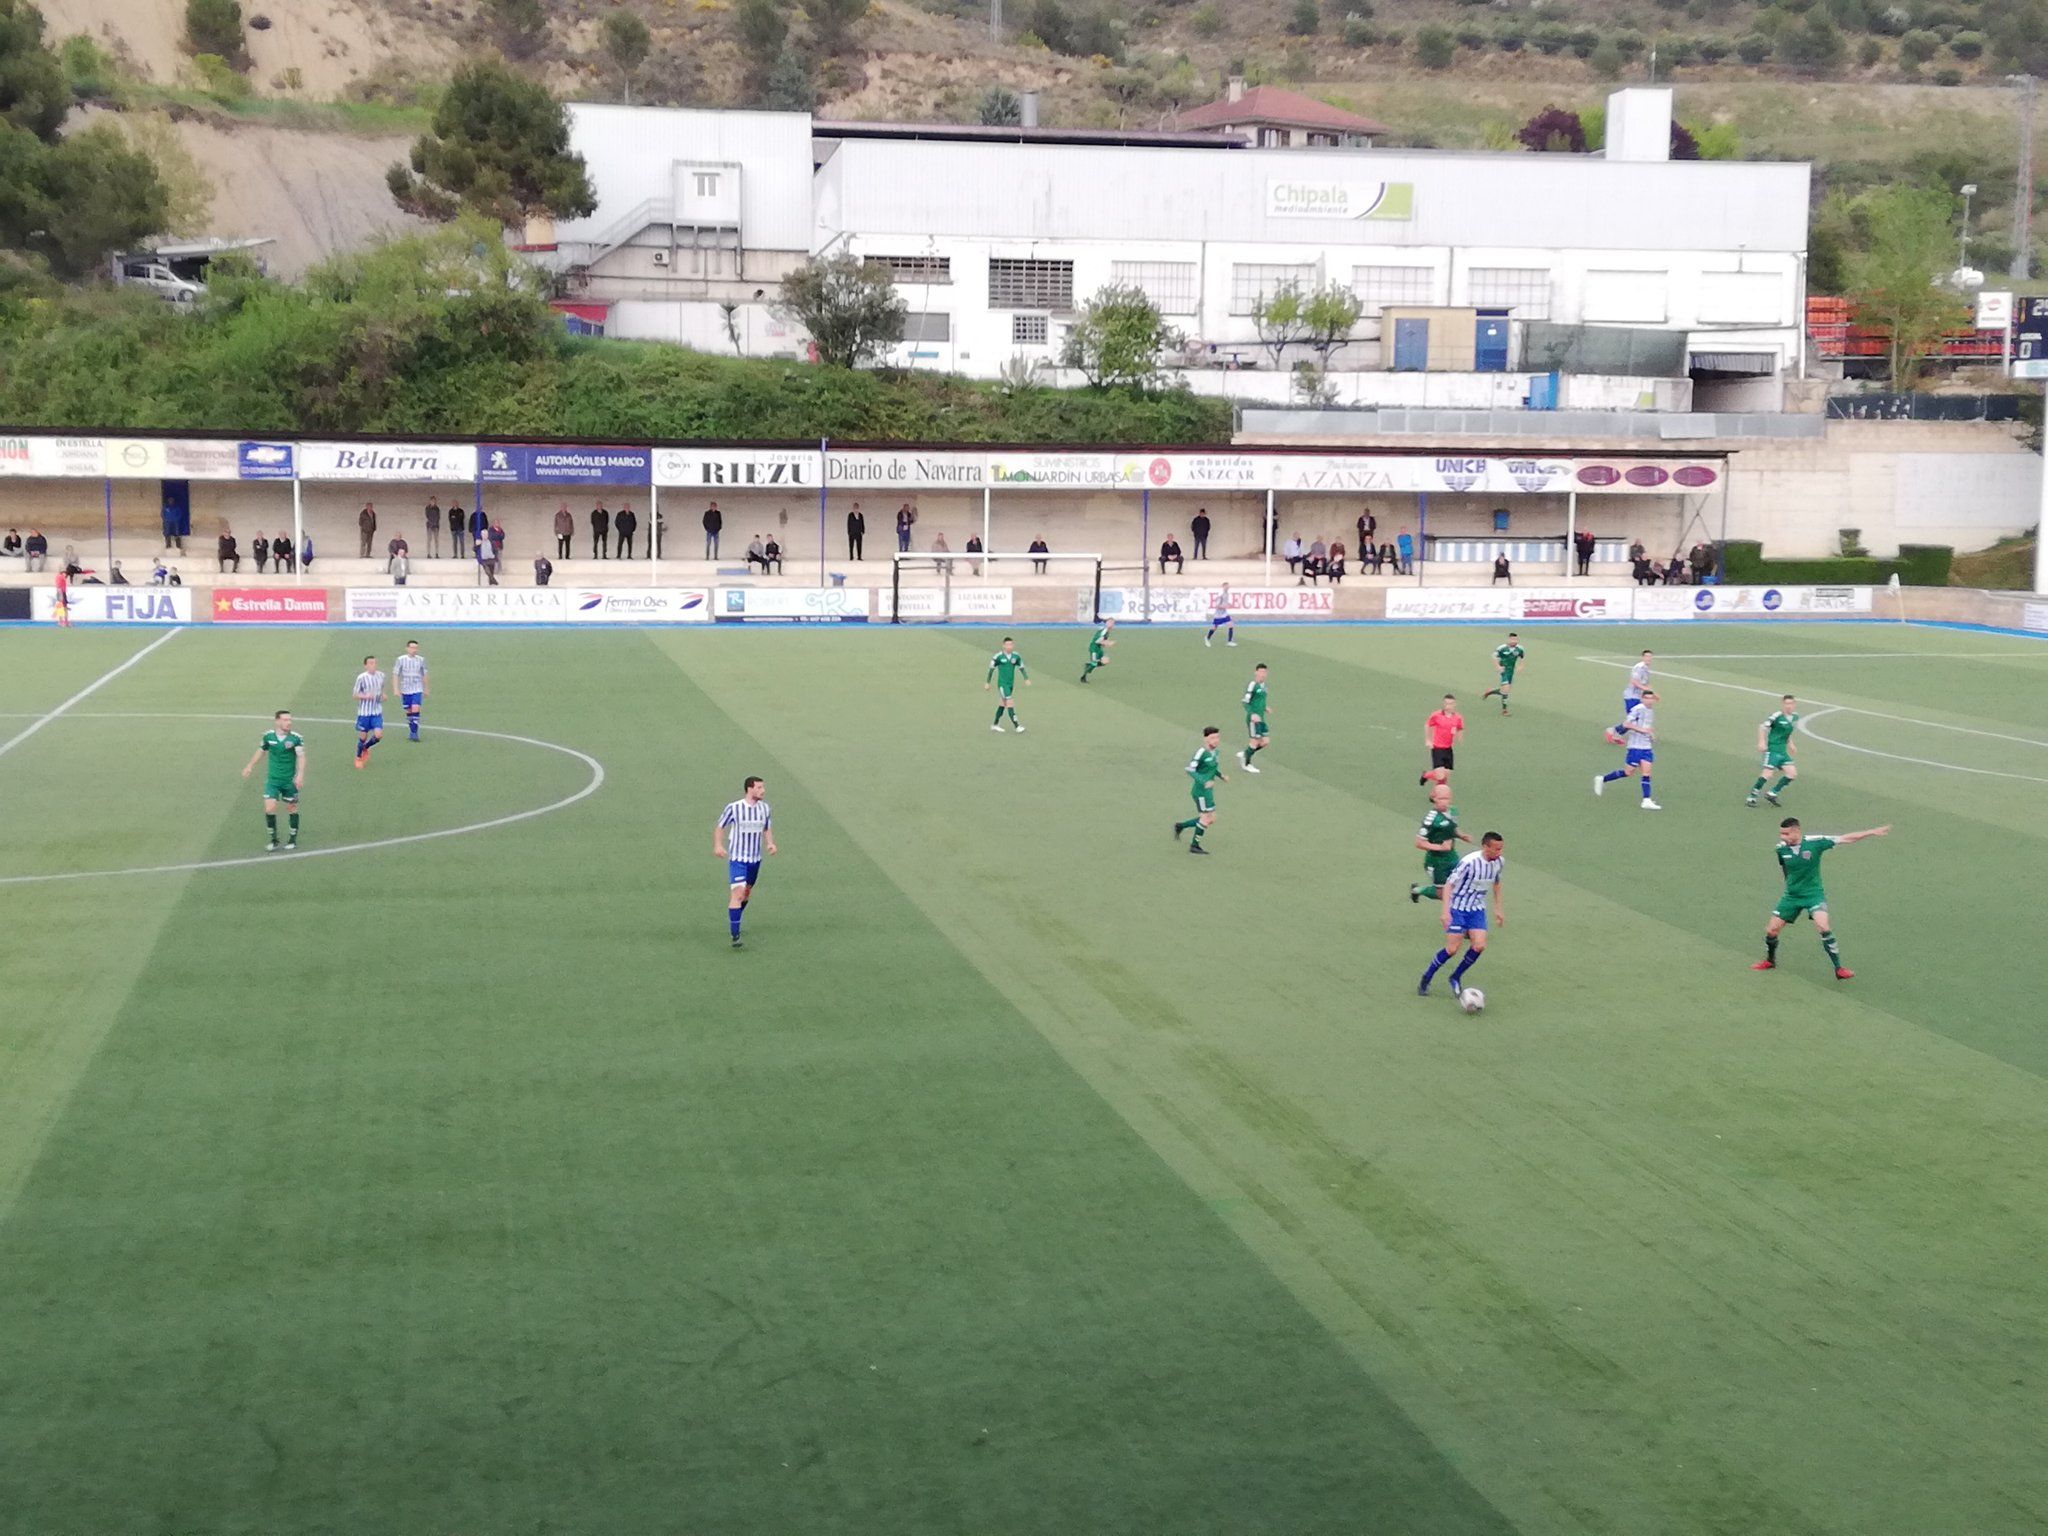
[988,258,1075,310]
[1467,267,1552,319]
[1230,262,1315,316]
[864,254,952,285]
[1012,313,1050,345]
[1109,261,1199,315]
[889,311,952,343]
[1351,265,1437,315]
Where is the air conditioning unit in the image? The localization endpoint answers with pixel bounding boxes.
[651,250,671,267]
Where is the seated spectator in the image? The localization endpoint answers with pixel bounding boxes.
[1159,536,1184,575]
[218,531,240,573]
[762,536,783,574]
[1663,556,1686,586]
[1635,558,1660,586]
[24,529,47,571]
[932,531,953,574]
[1361,541,1380,573]
[1298,544,1327,587]
[62,549,84,578]
[534,554,554,586]
[150,558,168,585]
[253,534,270,573]
[965,532,984,575]
[1628,539,1646,566]
[109,560,128,586]
[746,534,769,572]
[1492,553,1512,586]
[1028,537,1050,574]
[167,567,183,586]
[1379,541,1398,573]
[1327,540,1347,583]
[392,551,410,586]
[274,532,295,573]
[1283,533,1305,574]
[1,528,19,556]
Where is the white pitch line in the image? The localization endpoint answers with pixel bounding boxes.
[0,712,605,886]
[1603,651,2048,661]
[0,628,183,761]
[1795,706,2048,785]
[1577,657,2048,749]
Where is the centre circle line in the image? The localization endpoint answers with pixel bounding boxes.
[0,712,605,886]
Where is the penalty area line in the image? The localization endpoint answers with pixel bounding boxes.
[0,627,183,761]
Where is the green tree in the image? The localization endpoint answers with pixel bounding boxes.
[1415,23,1455,65]
[0,119,169,277]
[775,251,904,368]
[1589,35,1624,75]
[1289,0,1319,35]
[1252,281,1311,367]
[487,0,548,57]
[1897,26,1939,63]
[1779,12,1845,69]
[1192,2,1223,37]
[0,0,70,139]
[761,45,814,109]
[1059,284,1182,388]
[184,0,245,63]
[601,9,651,103]
[1301,281,1363,368]
[1843,185,1971,384]
[807,0,870,55]
[388,59,595,228]
[1985,0,2048,74]
[977,85,1022,124]
[114,112,214,236]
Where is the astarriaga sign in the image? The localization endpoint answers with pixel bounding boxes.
[300,442,478,482]
[1266,179,1415,221]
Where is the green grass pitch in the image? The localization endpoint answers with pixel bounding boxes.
[0,619,2044,1535]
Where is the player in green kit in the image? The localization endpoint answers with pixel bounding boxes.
[985,637,1030,731]
[1480,632,1525,714]
[1080,616,1116,682]
[1171,726,1228,854]
[1752,817,1889,980]
[1747,695,1800,806]
[1409,779,1471,902]
[1240,663,1271,772]
[240,708,306,851]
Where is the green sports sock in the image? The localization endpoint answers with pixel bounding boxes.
[1422,884,1442,899]
[1770,774,1792,795]
[1007,707,1018,724]
[1821,930,1842,966]
[1190,825,1205,847]
[1244,744,1259,761]
[994,706,1005,724]
[1174,818,1195,832]
[1750,775,1768,793]
[288,812,299,834]
[265,813,276,836]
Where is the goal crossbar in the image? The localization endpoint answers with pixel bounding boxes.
[889,551,1111,624]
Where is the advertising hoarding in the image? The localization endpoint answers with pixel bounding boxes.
[714,587,870,622]
[211,588,332,623]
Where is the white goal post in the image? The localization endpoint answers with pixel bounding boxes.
[888,551,1118,623]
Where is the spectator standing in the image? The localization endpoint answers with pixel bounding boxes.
[702,500,722,559]
[762,535,783,574]
[357,503,377,558]
[468,504,488,561]
[1379,540,1397,573]
[253,534,270,574]
[490,519,507,570]
[896,502,916,552]
[1575,528,1596,576]
[553,504,574,559]
[300,533,314,571]
[1396,528,1414,574]
[590,501,610,559]
[449,501,466,558]
[1191,508,1211,560]
[424,496,442,557]
[615,503,639,560]
[218,528,241,573]
[392,550,410,586]
[534,554,554,586]
[1492,553,1513,586]
[1357,508,1377,552]
[847,502,865,560]
[1159,536,1184,574]
[1282,533,1304,574]
[1028,537,1049,574]
[386,534,407,573]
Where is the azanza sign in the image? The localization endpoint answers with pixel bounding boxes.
[1266,180,1415,222]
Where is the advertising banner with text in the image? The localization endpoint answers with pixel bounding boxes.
[211,588,332,623]
[301,442,478,483]
[105,438,244,481]
[1688,585,1873,616]
[825,450,987,491]
[714,587,870,622]
[565,588,710,622]
[479,445,651,486]
[1090,586,1336,622]
[654,447,818,490]
[35,587,192,623]
[0,436,104,478]
[344,588,565,624]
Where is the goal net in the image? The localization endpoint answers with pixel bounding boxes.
[888,551,1120,623]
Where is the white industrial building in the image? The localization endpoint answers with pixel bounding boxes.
[544,90,1809,407]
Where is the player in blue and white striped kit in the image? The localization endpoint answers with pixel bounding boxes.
[713,776,777,948]
[1595,688,1661,810]
[1419,834,1505,999]
[1607,650,1653,742]
[352,655,386,768]
[393,640,429,742]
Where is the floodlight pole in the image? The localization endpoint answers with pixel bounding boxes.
[817,437,828,587]
[291,472,303,588]
[1140,487,1151,622]
[2036,441,2048,593]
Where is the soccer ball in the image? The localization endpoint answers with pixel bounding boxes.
[1458,988,1486,1014]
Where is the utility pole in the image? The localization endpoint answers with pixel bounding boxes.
[991,0,1002,42]
[2013,75,2036,281]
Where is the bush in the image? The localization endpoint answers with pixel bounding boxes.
[1858,35,1882,64]
[1589,36,1624,75]
[191,52,248,99]
[1532,22,1572,52]
[1932,64,1962,83]
[1949,29,1984,58]
[1494,26,1526,50]
[1735,32,1773,60]
[1567,25,1600,55]
[1615,30,1647,57]
[1455,25,1487,48]
[1780,13,1845,68]
[1898,27,1939,63]
[1342,13,1376,45]
[1288,0,1318,34]
[1823,0,1867,27]
[59,34,118,99]
[185,0,246,61]
[1697,36,1731,59]
[1415,24,1455,66]
[1660,36,1698,65]
[1191,2,1223,35]
[1718,540,1954,585]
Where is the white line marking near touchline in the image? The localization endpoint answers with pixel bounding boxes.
[1603,651,2048,661]
[0,627,182,761]
[1795,707,2048,785]
[0,712,605,886]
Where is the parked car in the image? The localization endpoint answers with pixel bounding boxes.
[112,258,204,304]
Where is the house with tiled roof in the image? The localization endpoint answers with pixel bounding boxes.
[1170,78,1388,148]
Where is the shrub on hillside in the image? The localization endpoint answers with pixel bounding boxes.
[1696,37,1730,60]
[1949,29,1984,58]
[1932,64,1963,82]
[1567,26,1600,55]
[1415,24,1455,65]
[1494,25,1525,50]
[1455,25,1486,48]
[1589,36,1624,76]
[1288,0,1318,35]
[1898,27,1939,63]
[1735,32,1773,60]
[185,0,245,62]
[1342,13,1377,46]
[1191,2,1222,36]
[1531,22,1571,53]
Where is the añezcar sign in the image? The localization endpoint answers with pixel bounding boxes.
[1266,180,1415,221]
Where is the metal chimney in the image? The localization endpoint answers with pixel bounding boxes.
[1021,90,1039,128]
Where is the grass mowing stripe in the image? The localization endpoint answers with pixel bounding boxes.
[675,626,2048,1536]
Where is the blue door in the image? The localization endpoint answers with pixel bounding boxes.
[1392,318,1429,371]
[1474,313,1509,372]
